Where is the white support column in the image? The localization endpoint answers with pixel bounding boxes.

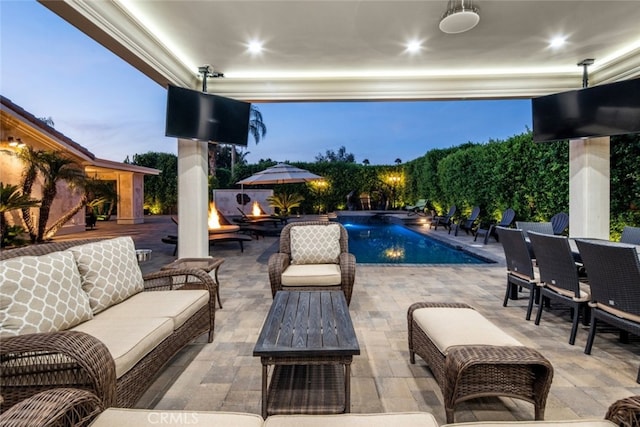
[569,136,610,239]
[177,138,209,258]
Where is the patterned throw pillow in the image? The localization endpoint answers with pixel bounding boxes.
[70,236,144,314]
[0,251,93,337]
[290,224,341,265]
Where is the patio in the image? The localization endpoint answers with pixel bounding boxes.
[54,215,640,424]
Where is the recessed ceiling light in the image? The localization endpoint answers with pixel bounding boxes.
[248,41,263,54]
[406,40,422,53]
[549,36,567,48]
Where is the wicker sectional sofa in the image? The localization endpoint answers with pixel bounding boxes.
[1,388,632,427]
[0,237,217,411]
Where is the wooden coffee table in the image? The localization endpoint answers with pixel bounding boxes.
[253,291,360,418]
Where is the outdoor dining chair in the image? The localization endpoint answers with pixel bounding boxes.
[575,238,640,383]
[528,231,590,345]
[550,212,569,235]
[495,226,539,320]
[621,225,640,245]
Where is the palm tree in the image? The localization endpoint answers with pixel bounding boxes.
[44,178,117,238]
[231,105,267,174]
[0,182,40,246]
[32,151,86,242]
[17,147,43,241]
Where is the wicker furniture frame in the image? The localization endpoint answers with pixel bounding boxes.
[605,395,640,427]
[0,388,102,427]
[408,302,554,423]
[0,239,218,411]
[268,221,356,305]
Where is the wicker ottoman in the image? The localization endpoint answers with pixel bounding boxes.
[408,302,553,423]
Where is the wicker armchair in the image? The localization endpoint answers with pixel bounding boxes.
[0,388,102,427]
[268,221,356,305]
[621,225,640,245]
[606,395,640,426]
[0,239,218,411]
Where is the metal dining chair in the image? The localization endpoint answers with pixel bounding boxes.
[528,231,590,345]
[496,226,539,320]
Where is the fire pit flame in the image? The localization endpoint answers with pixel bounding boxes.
[208,202,221,229]
[252,201,262,216]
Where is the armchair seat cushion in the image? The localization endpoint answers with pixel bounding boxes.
[71,315,173,378]
[412,307,522,354]
[281,264,342,286]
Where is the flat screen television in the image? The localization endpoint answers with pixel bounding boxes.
[532,78,640,143]
[165,85,251,145]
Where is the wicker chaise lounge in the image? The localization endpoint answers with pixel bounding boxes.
[0,238,218,411]
[408,302,554,423]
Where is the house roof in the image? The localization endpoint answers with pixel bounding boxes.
[1,95,159,176]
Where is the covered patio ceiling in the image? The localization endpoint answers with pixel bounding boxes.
[41,1,640,102]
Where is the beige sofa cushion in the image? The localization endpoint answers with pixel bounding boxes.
[71,315,173,378]
[97,290,209,330]
[0,251,93,337]
[413,307,522,354]
[264,412,439,427]
[281,264,342,286]
[70,237,144,314]
[444,420,615,427]
[290,224,341,265]
[90,408,263,427]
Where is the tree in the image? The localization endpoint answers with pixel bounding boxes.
[0,182,40,246]
[33,152,86,242]
[132,152,178,213]
[17,147,43,241]
[231,105,267,174]
[315,146,355,163]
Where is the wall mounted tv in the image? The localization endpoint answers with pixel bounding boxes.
[165,85,251,146]
[532,78,640,143]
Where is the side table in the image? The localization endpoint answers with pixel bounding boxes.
[161,257,224,308]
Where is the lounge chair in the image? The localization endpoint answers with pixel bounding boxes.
[404,199,427,216]
[474,208,516,244]
[429,205,456,231]
[451,206,480,236]
[235,207,283,227]
[550,212,569,235]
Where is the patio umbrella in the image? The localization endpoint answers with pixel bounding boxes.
[235,163,323,214]
[236,163,322,185]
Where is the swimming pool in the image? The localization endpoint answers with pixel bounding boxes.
[341,222,490,264]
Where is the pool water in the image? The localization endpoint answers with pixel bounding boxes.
[342,223,489,264]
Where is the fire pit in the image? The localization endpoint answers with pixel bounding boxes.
[208,202,240,234]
